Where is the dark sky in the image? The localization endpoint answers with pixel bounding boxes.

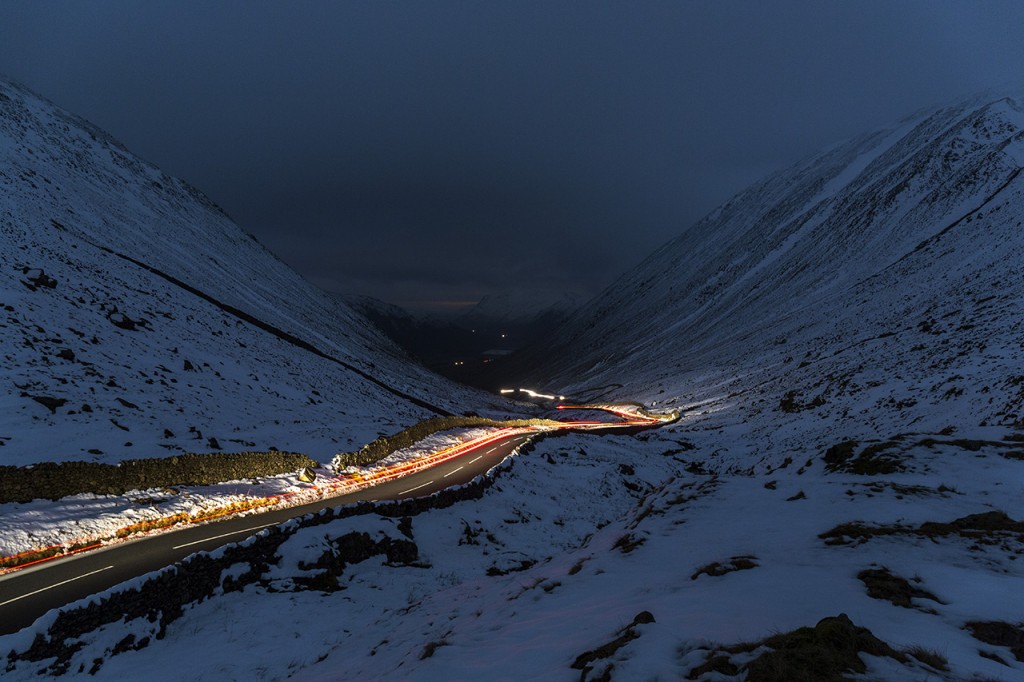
[3,2,1024,312]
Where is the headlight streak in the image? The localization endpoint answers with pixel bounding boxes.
[499,387,567,401]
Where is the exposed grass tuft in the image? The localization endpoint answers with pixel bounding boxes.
[612,533,646,554]
[685,654,738,679]
[903,645,949,671]
[965,620,1024,662]
[691,555,759,581]
[820,510,1024,546]
[419,639,449,660]
[858,566,943,610]
[746,614,903,682]
[571,611,655,680]
[685,614,930,682]
[823,439,904,475]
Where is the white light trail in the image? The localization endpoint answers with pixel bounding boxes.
[519,388,557,400]
[499,387,566,401]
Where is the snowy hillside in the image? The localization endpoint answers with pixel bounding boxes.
[520,92,1024,457]
[6,90,1024,681]
[0,78,494,465]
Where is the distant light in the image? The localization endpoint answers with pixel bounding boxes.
[519,388,557,400]
[501,333,506,338]
[499,389,515,394]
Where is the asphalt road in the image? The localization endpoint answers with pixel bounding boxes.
[0,432,533,636]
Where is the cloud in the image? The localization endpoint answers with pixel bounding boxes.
[3,2,1024,308]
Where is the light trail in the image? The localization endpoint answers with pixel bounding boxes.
[520,388,557,400]
[1,403,674,574]
[499,387,566,401]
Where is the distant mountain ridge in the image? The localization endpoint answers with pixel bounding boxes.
[344,289,586,383]
[0,78,490,465]
[455,288,586,329]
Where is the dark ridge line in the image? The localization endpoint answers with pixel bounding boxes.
[745,161,1024,347]
[910,165,1023,254]
[55,221,450,416]
[858,164,1023,288]
[109,247,452,416]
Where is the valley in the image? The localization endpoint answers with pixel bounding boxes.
[2,75,1024,681]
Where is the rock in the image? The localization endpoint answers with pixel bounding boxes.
[632,611,656,625]
[385,539,419,565]
[21,268,58,290]
[31,395,67,413]
[107,312,136,331]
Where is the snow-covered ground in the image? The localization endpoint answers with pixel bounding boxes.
[0,475,303,561]
[5,423,1022,680]
[5,82,1024,680]
[1,431,684,679]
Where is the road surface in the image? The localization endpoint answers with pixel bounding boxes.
[0,431,533,635]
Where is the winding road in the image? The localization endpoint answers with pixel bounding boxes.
[0,405,672,636]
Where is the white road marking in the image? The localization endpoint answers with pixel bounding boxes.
[399,481,434,495]
[0,565,114,607]
[173,523,276,549]
[468,455,483,464]
[485,447,497,454]
[443,466,464,478]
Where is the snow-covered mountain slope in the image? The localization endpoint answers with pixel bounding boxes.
[518,92,1024,459]
[0,78,495,465]
[8,89,1024,681]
